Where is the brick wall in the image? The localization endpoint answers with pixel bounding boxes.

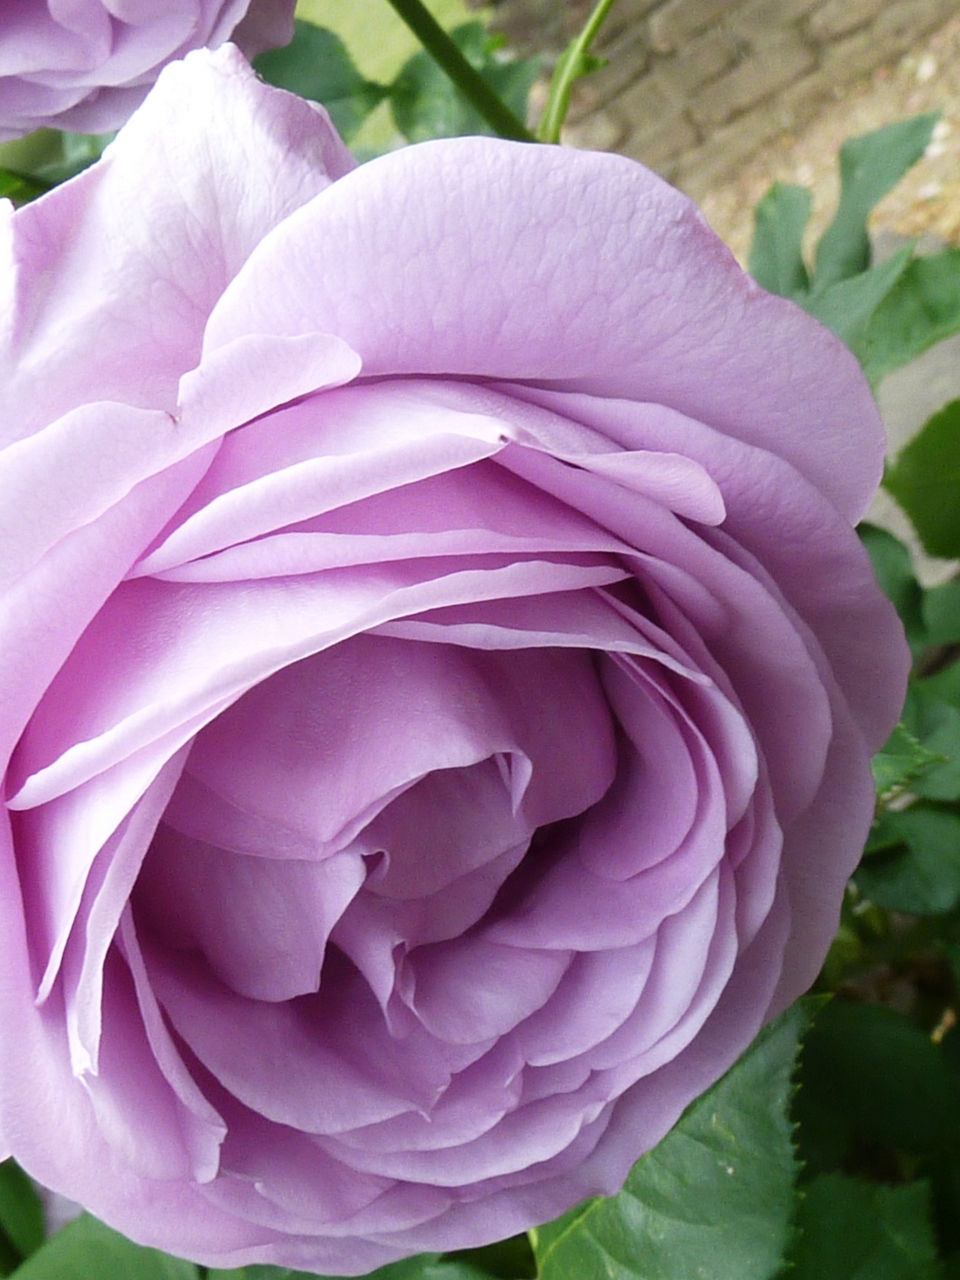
[489,0,958,198]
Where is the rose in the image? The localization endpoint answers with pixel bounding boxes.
[0,45,908,1275]
[0,0,294,138]
[0,0,294,139]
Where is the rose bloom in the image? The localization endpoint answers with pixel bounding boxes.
[0,0,294,139]
[0,46,907,1275]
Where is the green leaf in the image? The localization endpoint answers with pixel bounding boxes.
[390,23,539,143]
[0,1237,18,1278]
[254,21,388,142]
[860,247,960,386]
[0,129,113,203]
[813,114,938,290]
[445,1234,536,1278]
[0,129,63,175]
[795,1000,960,1167]
[921,659,960,712]
[786,1174,940,1280]
[381,0,534,142]
[25,131,114,191]
[865,808,906,853]
[804,245,914,354]
[12,1214,197,1279]
[902,683,960,801]
[0,1161,44,1261]
[923,579,960,646]
[0,168,49,203]
[858,524,927,655]
[871,722,943,796]
[856,805,960,913]
[530,1201,596,1269]
[884,398,960,559]
[941,939,960,1000]
[748,182,812,299]
[532,1000,814,1280]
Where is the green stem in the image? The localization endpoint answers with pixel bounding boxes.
[383,0,535,142]
[536,0,619,144]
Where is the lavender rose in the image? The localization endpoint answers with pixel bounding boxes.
[0,0,294,139]
[0,45,908,1275]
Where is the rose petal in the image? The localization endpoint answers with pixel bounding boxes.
[147,944,497,1134]
[502,443,833,821]
[0,46,347,440]
[14,561,627,809]
[143,450,630,585]
[135,830,366,1002]
[137,382,510,578]
[516,944,658,1068]
[407,938,572,1045]
[204,137,884,522]
[60,747,189,1071]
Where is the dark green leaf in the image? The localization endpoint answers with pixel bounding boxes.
[813,114,938,290]
[12,1214,197,1279]
[795,1000,960,1165]
[33,131,113,187]
[0,168,49,203]
[931,1143,960,1259]
[921,660,960,712]
[532,1000,814,1280]
[924,579,960,646]
[0,1238,19,1279]
[0,1161,44,1261]
[390,23,539,143]
[871,722,943,795]
[804,245,913,353]
[0,128,63,173]
[856,805,960,912]
[786,1174,940,1280]
[884,398,960,558]
[866,808,907,853]
[0,129,113,203]
[445,1234,536,1278]
[861,247,960,386]
[530,1201,595,1269]
[941,940,960,999]
[366,1259,490,1280]
[254,21,388,141]
[902,683,960,801]
[749,182,812,299]
[859,523,927,655]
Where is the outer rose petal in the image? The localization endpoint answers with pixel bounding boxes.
[0,45,354,441]
[0,47,910,1277]
[205,136,882,524]
[0,0,296,139]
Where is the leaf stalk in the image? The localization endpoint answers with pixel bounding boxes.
[536,0,618,144]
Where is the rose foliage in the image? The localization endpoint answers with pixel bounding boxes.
[0,46,909,1276]
[0,0,294,139]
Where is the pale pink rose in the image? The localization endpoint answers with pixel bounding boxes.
[0,46,908,1275]
[0,0,294,139]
